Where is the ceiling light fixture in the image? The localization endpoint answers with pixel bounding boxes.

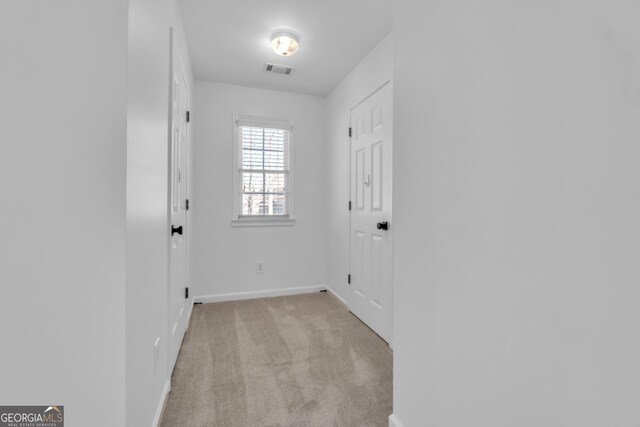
[271,31,300,57]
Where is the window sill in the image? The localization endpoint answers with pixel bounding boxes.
[231,217,296,227]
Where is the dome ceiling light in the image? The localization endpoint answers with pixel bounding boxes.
[271,31,300,57]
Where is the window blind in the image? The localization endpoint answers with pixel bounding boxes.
[239,125,290,217]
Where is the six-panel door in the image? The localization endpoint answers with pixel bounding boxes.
[349,82,393,343]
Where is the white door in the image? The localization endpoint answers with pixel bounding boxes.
[168,36,190,373]
[349,82,393,343]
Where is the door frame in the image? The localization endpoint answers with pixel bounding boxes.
[348,77,394,347]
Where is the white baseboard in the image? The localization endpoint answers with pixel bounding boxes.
[389,413,405,427]
[152,378,171,427]
[325,286,348,309]
[185,296,194,329]
[195,285,326,304]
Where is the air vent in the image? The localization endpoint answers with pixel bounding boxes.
[264,63,294,76]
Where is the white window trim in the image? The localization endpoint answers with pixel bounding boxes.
[231,114,296,227]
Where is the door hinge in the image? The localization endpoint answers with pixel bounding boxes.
[186,111,190,123]
[185,287,189,299]
[348,127,352,138]
[348,274,351,284]
[348,201,352,211]
[186,199,190,210]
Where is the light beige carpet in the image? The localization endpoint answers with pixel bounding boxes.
[160,292,392,427]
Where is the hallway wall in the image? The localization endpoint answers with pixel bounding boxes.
[392,0,640,426]
[325,33,394,304]
[126,0,194,425]
[0,1,128,425]
[192,81,327,300]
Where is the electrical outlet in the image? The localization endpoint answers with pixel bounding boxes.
[153,337,160,375]
[256,261,265,274]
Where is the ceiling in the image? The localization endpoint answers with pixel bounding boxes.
[178,0,394,96]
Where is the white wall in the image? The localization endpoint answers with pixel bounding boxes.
[0,1,128,426]
[127,0,194,425]
[325,33,394,303]
[192,82,327,300]
[392,1,640,426]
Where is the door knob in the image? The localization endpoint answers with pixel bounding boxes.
[171,225,183,236]
[376,221,389,230]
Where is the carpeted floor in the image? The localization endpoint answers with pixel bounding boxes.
[160,292,392,427]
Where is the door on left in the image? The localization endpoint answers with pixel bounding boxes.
[168,34,190,374]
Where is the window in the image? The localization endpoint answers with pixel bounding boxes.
[232,116,295,226]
